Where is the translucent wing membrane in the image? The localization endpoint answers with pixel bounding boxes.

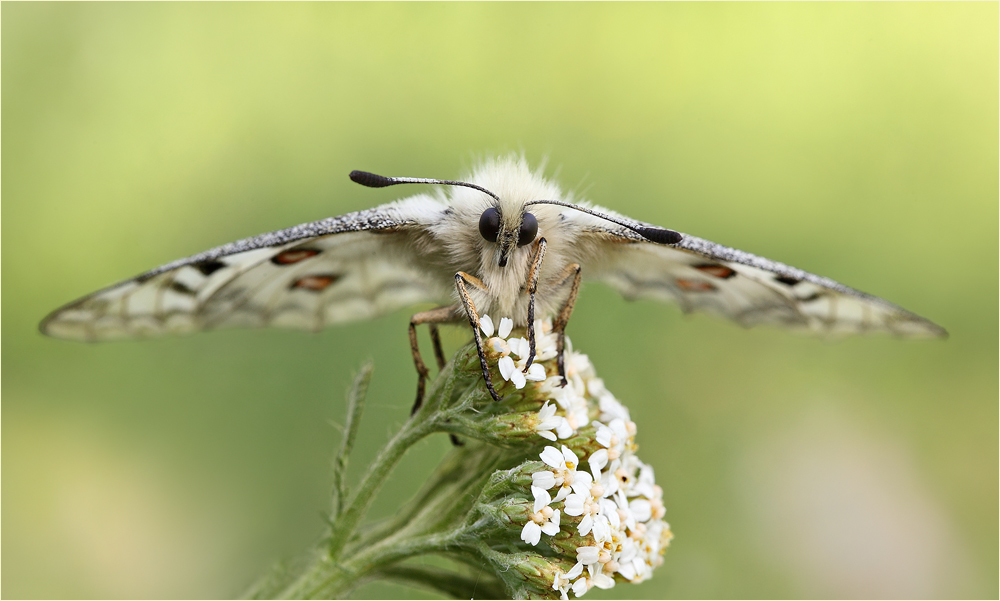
[588,229,947,338]
[40,205,451,342]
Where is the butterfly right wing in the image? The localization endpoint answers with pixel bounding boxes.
[41,199,454,341]
[581,223,946,338]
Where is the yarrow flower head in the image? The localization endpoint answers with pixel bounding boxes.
[468,315,673,598]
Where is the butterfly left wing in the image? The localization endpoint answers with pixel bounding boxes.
[41,201,453,342]
[584,225,947,338]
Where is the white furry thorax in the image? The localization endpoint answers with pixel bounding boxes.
[416,155,590,325]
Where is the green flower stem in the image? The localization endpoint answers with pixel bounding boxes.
[325,414,433,560]
[283,528,475,599]
[265,346,510,599]
[358,445,501,545]
[331,362,373,519]
[373,564,505,599]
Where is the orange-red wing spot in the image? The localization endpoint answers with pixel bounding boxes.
[694,264,736,279]
[291,274,341,292]
[272,248,321,265]
[676,278,716,292]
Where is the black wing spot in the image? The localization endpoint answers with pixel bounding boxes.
[169,281,196,295]
[194,260,226,276]
[774,275,800,286]
[800,291,823,302]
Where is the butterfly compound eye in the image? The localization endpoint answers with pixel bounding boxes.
[518,212,538,246]
[479,208,501,243]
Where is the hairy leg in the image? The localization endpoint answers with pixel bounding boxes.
[408,305,459,413]
[521,238,548,371]
[550,263,582,386]
[454,271,502,402]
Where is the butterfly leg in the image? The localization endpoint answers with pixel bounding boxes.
[454,271,503,402]
[409,305,460,414]
[521,237,548,371]
[551,263,582,387]
[428,324,447,370]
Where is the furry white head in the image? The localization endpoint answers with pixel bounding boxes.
[423,156,585,322]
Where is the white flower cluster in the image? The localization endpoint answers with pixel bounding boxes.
[481,315,673,599]
[480,315,548,389]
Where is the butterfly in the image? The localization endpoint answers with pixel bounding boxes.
[40,155,947,410]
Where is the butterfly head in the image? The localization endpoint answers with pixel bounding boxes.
[351,155,682,276]
[478,205,537,267]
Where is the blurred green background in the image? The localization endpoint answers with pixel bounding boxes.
[3,3,996,599]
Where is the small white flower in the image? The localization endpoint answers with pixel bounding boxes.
[629,498,652,522]
[614,490,637,531]
[571,577,589,598]
[595,423,614,448]
[565,404,589,433]
[547,381,575,409]
[498,355,516,380]
[521,520,541,545]
[537,430,557,442]
[564,493,586,517]
[588,449,608,481]
[587,377,607,397]
[522,488,561,546]
[479,314,495,337]
[594,418,630,460]
[568,490,600,535]
[510,369,526,389]
[498,356,527,389]
[536,401,572,441]
[591,513,612,544]
[566,562,584,580]
[598,394,631,423]
[525,362,547,382]
[569,469,594,497]
[553,563,583,600]
[498,316,514,338]
[535,402,562,441]
[542,509,561,536]
[566,351,590,378]
[532,485,552,512]
[599,497,621,530]
[632,461,657,499]
[533,469,557,489]
[576,546,600,565]
[540,445,579,472]
[508,336,530,358]
[591,573,615,589]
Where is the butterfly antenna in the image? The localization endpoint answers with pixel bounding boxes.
[350,170,501,202]
[526,199,683,245]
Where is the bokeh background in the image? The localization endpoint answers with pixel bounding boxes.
[3,3,996,599]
